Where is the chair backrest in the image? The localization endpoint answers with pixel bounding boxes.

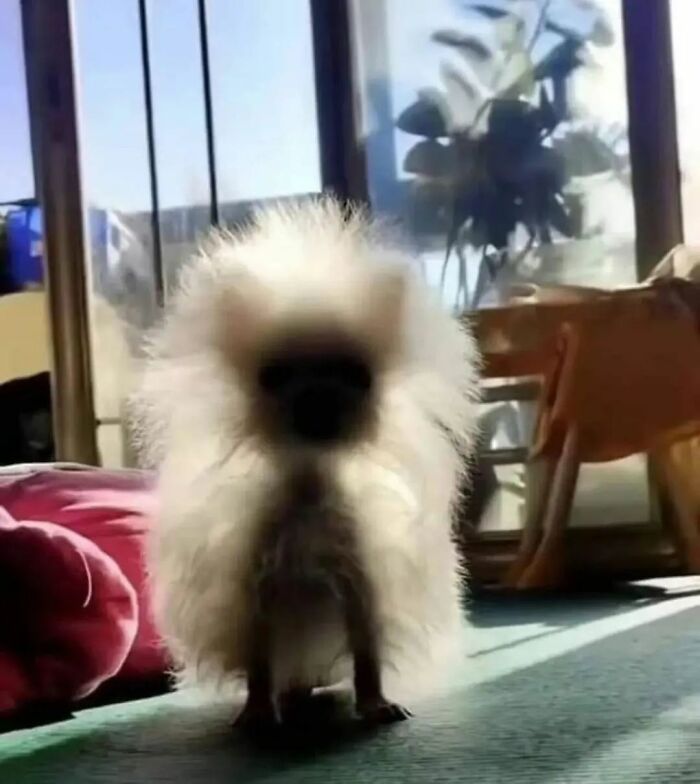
[467,282,700,462]
[466,301,571,381]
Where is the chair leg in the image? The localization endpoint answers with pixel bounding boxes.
[517,428,580,589]
[651,447,700,573]
[503,453,556,587]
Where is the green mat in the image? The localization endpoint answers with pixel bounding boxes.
[4,582,700,783]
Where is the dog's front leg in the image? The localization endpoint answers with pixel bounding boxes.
[342,576,411,724]
[235,613,280,732]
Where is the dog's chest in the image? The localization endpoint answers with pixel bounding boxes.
[253,468,360,601]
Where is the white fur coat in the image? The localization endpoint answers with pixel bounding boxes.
[131,198,480,702]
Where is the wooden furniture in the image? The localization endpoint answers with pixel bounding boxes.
[468,281,700,588]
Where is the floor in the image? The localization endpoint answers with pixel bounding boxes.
[5,579,700,783]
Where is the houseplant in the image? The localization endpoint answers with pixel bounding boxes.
[397,0,628,308]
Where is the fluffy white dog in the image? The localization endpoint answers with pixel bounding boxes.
[132,197,479,729]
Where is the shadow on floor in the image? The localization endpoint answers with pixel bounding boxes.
[470,579,700,628]
[5,597,700,783]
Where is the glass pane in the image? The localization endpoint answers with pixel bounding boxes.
[149,0,212,288]
[354,0,636,311]
[73,0,323,466]
[353,0,648,532]
[207,0,322,222]
[74,0,159,465]
[671,0,700,246]
[0,0,34,203]
[0,3,52,464]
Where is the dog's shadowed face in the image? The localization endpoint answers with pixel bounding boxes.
[212,265,408,452]
[254,331,377,448]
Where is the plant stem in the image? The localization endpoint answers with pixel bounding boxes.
[527,0,552,56]
[471,0,551,133]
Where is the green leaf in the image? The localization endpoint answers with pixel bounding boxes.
[532,38,584,82]
[441,61,480,102]
[440,61,486,127]
[396,91,450,138]
[463,1,515,19]
[553,129,618,177]
[404,140,455,178]
[545,0,615,47]
[431,29,492,60]
[497,50,535,99]
[493,14,527,56]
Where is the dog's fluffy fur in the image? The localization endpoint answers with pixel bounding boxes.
[132,197,480,706]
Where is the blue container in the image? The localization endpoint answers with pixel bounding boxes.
[5,205,44,290]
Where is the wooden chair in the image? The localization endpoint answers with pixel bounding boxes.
[469,282,700,588]
[470,302,560,585]
[644,276,700,572]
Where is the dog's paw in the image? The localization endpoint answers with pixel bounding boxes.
[280,688,315,719]
[357,697,412,725]
[234,699,282,734]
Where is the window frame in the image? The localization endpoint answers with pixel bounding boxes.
[21,0,693,582]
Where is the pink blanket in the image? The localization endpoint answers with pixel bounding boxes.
[0,465,168,719]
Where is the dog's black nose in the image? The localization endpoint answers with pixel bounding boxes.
[289,382,354,443]
[258,353,373,445]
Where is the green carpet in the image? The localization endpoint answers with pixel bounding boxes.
[4,580,700,783]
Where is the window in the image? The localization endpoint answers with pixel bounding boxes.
[353,0,636,311]
[207,0,322,219]
[74,0,160,466]
[0,0,33,204]
[148,0,212,288]
[0,1,53,465]
[72,0,324,466]
[671,0,700,245]
[351,0,646,532]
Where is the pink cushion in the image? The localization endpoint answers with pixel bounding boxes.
[0,508,137,715]
[0,465,167,717]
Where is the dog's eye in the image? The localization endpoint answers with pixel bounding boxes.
[258,362,293,392]
[330,358,372,391]
[258,353,373,394]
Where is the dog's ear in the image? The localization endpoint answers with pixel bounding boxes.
[213,274,270,363]
[363,267,406,357]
